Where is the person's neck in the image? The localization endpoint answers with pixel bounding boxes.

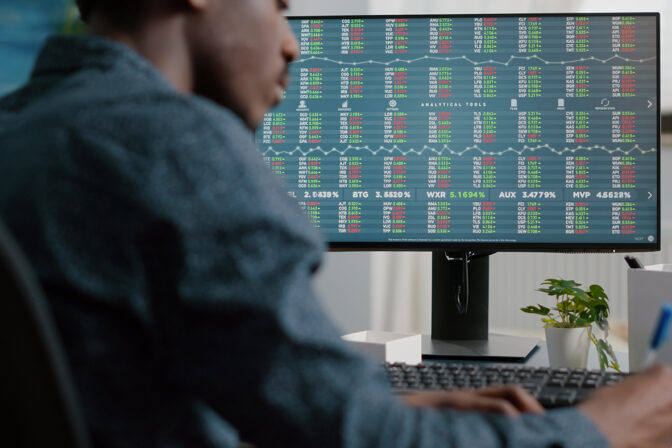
[88,16,193,93]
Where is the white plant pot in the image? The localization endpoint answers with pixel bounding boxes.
[545,326,590,369]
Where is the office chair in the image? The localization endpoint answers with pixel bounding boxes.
[0,220,91,448]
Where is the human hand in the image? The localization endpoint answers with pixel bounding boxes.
[401,385,544,416]
[579,364,672,448]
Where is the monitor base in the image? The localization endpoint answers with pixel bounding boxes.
[422,334,539,361]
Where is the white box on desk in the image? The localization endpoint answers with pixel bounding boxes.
[342,331,421,365]
[627,264,672,372]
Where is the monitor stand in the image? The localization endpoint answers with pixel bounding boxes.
[422,251,538,361]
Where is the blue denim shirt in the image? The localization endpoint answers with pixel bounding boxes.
[0,35,609,448]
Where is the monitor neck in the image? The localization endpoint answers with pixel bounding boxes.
[431,251,490,341]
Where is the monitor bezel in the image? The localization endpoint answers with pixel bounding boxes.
[284,12,661,253]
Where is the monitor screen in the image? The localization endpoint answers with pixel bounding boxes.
[256,13,660,252]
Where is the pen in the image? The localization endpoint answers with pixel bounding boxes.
[644,303,672,368]
[624,255,645,269]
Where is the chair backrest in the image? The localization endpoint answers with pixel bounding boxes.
[0,221,91,448]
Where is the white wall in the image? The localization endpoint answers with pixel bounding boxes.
[370,0,581,15]
[288,0,369,15]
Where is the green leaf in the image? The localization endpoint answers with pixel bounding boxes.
[588,284,608,300]
[541,318,562,327]
[597,339,621,372]
[543,279,582,289]
[589,338,622,372]
[527,279,619,339]
[579,310,593,319]
[520,305,550,316]
[588,285,610,313]
[593,305,608,323]
[531,279,620,370]
[574,317,590,327]
[596,343,608,370]
[595,316,610,332]
[570,289,590,304]
[537,287,563,297]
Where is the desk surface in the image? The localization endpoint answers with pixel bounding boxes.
[492,339,628,372]
[424,337,628,372]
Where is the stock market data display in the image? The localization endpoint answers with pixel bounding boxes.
[255,15,659,244]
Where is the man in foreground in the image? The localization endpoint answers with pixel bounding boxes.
[1,0,672,446]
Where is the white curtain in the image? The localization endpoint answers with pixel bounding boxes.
[371,252,432,333]
[368,0,670,335]
[370,0,582,15]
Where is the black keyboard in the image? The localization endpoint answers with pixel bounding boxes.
[385,362,627,408]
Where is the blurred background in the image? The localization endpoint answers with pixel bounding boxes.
[293,0,672,349]
[2,0,670,347]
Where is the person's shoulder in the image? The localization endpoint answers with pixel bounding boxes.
[123,92,266,178]
[146,92,253,149]
[65,80,255,164]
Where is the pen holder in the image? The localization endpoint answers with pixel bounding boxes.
[627,265,672,371]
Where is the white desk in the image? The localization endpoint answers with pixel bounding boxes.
[424,338,628,372]
[521,341,629,372]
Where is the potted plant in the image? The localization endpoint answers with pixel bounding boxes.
[521,278,621,371]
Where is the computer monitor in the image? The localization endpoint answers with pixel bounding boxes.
[255,13,660,360]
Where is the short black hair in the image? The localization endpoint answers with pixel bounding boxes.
[76,0,148,27]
